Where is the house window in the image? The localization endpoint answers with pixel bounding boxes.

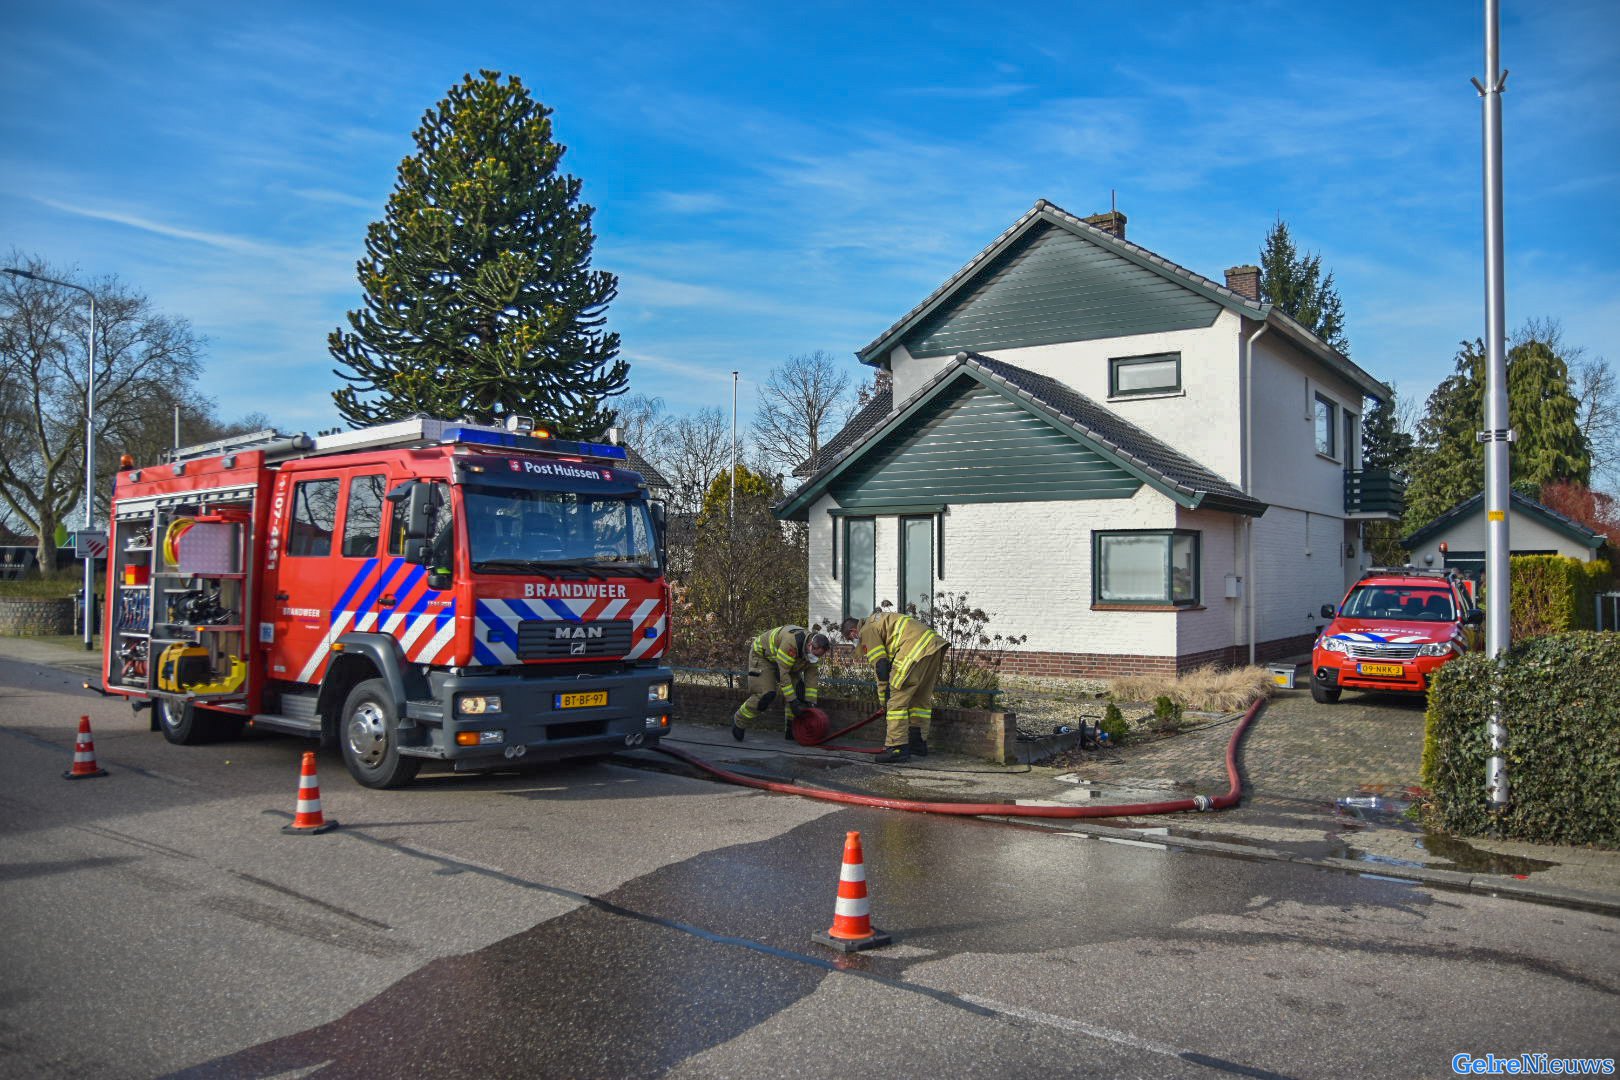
[1094,530,1200,606]
[899,516,933,616]
[1314,393,1338,458]
[843,517,875,620]
[1110,352,1181,397]
[1343,411,1358,469]
[287,478,340,558]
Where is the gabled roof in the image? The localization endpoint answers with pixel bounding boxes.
[623,447,671,491]
[776,351,1267,521]
[1401,491,1606,551]
[856,198,1390,403]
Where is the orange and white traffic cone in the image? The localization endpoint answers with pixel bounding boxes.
[281,751,337,834]
[62,715,109,780]
[812,830,892,952]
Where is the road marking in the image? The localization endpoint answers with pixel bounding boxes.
[959,994,1295,1078]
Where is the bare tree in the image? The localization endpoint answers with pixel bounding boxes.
[749,350,854,477]
[664,407,733,520]
[611,391,673,476]
[1,254,204,575]
[1575,357,1618,492]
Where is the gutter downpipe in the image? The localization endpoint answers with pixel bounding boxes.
[1243,320,1270,666]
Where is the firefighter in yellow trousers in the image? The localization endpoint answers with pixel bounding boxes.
[840,611,948,763]
[732,625,832,741]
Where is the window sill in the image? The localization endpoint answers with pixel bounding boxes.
[1108,389,1186,403]
[1091,603,1206,612]
[1315,452,1341,464]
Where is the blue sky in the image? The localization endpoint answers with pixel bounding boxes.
[3,0,1616,436]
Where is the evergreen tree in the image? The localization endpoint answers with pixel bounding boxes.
[1258,219,1349,354]
[1358,390,1416,565]
[1360,391,1414,476]
[330,71,627,436]
[1403,328,1591,530]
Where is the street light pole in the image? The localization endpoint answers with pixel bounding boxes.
[1472,0,1512,808]
[2,267,99,651]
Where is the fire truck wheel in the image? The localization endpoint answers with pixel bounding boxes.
[1310,677,1342,705]
[156,698,208,745]
[340,679,421,789]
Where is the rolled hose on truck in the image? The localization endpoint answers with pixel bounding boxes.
[652,697,1265,818]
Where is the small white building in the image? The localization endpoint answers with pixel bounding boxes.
[777,200,1400,676]
[1401,491,1605,585]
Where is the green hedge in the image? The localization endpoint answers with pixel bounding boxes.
[0,576,85,599]
[1508,556,1611,637]
[1424,632,1620,848]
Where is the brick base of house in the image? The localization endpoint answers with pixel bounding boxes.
[995,633,1319,679]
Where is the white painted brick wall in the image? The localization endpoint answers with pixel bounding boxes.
[1250,508,1347,645]
[1174,507,1244,656]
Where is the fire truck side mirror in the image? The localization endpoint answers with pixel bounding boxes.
[1320,603,1337,619]
[388,481,433,544]
[650,501,667,567]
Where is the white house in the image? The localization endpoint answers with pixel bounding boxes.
[1401,491,1606,584]
[776,200,1400,676]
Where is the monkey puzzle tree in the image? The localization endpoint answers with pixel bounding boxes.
[330,71,627,436]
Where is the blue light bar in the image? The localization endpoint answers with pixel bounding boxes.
[441,426,629,460]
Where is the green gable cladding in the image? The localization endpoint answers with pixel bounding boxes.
[901,222,1222,359]
[828,382,1142,508]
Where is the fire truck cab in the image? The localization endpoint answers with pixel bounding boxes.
[102,418,673,787]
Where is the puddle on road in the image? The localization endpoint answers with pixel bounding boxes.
[1414,831,1559,876]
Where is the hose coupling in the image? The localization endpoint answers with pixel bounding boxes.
[1193,795,1213,811]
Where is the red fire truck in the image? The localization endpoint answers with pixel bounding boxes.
[99,417,673,787]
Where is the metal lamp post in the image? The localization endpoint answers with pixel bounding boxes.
[2,267,98,650]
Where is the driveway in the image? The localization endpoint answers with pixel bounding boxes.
[1060,685,1430,806]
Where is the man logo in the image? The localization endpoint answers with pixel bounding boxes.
[554,625,605,640]
[570,640,587,655]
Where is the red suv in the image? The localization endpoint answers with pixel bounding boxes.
[1310,568,1484,704]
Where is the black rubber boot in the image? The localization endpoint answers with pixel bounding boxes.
[908,726,928,758]
[731,719,746,742]
[875,744,911,764]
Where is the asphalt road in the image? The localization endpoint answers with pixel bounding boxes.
[1,656,1616,1080]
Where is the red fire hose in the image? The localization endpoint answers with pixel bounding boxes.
[652,697,1265,819]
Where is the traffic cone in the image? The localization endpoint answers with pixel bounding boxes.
[281,751,337,834]
[812,830,892,952]
[62,715,109,780]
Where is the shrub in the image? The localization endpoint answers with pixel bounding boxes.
[1424,631,1620,848]
[0,575,84,599]
[1152,694,1182,733]
[1509,555,1611,638]
[1099,702,1128,745]
[1108,665,1272,713]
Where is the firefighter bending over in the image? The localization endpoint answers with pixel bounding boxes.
[840,611,948,764]
[732,625,832,742]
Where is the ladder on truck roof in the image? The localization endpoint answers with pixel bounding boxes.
[165,418,627,467]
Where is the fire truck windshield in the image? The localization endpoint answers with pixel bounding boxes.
[464,487,659,574]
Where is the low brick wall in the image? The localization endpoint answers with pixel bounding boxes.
[0,597,73,637]
[673,681,1017,764]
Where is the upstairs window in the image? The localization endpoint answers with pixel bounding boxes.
[1109,352,1181,398]
[1314,393,1338,458]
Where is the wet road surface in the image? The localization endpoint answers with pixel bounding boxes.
[1,657,1616,1079]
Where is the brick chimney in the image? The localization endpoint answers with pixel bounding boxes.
[1081,210,1127,240]
[1224,264,1260,300]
